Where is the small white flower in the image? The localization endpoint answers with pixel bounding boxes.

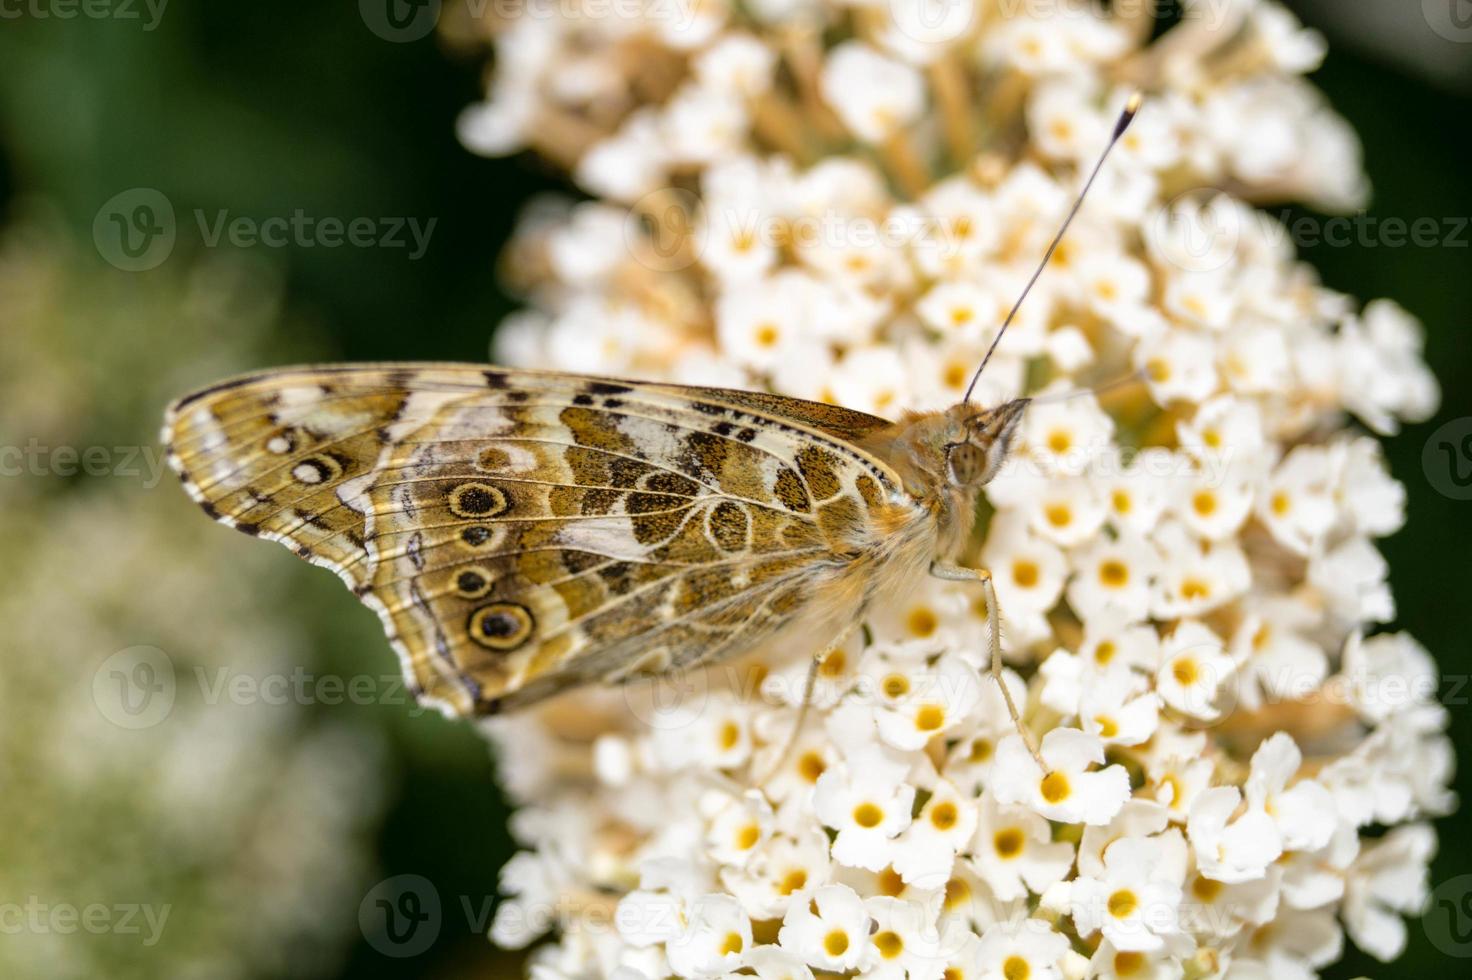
[1186,786,1281,884]
[1341,822,1434,962]
[968,794,1075,901]
[1154,620,1235,719]
[975,918,1071,980]
[723,827,831,920]
[1244,733,1336,853]
[1135,328,1218,405]
[819,43,925,144]
[777,883,873,973]
[813,739,916,871]
[990,728,1131,826]
[1071,836,1186,953]
[1067,530,1160,624]
[1081,668,1161,747]
[666,894,752,978]
[863,895,944,980]
[890,779,978,890]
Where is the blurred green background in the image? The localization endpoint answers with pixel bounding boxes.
[0,2,1466,978]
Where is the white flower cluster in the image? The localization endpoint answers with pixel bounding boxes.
[460,2,1452,977]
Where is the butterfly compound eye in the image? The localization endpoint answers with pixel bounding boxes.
[946,443,987,485]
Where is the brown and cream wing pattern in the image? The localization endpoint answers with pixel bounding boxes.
[164,364,909,716]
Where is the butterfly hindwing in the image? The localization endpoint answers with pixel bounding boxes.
[165,364,908,716]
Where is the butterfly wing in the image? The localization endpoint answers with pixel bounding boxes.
[164,364,907,716]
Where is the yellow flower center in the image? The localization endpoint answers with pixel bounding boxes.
[877,866,905,897]
[735,824,759,850]
[1099,559,1129,588]
[1047,429,1072,455]
[852,803,884,829]
[968,738,993,763]
[778,869,808,895]
[823,929,849,957]
[1114,951,1145,976]
[1108,889,1138,919]
[798,751,826,783]
[1012,560,1039,588]
[719,721,741,751]
[1003,955,1031,980]
[929,801,959,830]
[1180,578,1210,601]
[1094,640,1117,665]
[1040,771,1071,804]
[944,876,970,910]
[1095,714,1119,738]
[754,323,780,347]
[1192,876,1224,901]
[1192,490,1217,516]
[914,704,946,731]
[1172,656,1200,686]
[994,827,1025,858]
[883,674,911,699]
[720,932,744,955]
[906,606,938,637]
[874,930,904,959]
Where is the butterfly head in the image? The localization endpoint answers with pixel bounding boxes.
[944,398,1028,488]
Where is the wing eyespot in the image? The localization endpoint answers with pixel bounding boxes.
[453,566,495,599]
[447,481,509,519]
[468,603,535,652]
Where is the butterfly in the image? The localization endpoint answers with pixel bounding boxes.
[163,96,1140,758]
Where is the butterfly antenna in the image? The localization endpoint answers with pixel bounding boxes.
[962,92,1144,404]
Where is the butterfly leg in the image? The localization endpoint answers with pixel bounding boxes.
[929,561,1047,771]
[753,618,863,788]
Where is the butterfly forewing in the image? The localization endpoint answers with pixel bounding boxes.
[164,364,910,716]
